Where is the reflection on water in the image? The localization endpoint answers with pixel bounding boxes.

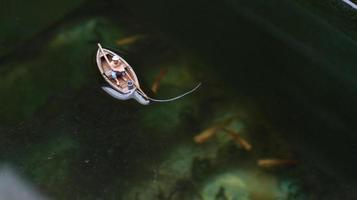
[341,0,357,9]
[0,166,47,200]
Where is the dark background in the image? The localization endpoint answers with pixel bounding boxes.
[0,0,356,199]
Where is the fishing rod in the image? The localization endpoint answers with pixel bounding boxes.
[97,43,201,103]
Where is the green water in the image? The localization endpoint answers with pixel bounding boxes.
[0,0,356,199]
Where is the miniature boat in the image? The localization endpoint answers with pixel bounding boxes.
[96,43,201,105]
[96,44,149,105]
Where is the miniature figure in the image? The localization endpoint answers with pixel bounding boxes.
[96,43,200,105]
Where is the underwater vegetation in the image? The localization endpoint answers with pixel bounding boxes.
[0,0,356,199]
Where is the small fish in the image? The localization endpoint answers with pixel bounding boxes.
[193,116,237,144]
[257,159,298,168]
[116,34,146,46]
[194,126,220,144]
[223,128,252,151]
[151,68,168,93]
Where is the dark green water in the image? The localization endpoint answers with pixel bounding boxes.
[0,0,356,199]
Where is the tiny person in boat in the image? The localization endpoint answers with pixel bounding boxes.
[110,55,128,85]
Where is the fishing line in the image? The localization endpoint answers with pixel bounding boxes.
[136,83,201,103]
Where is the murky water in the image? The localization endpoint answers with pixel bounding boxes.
[0,0,356,199]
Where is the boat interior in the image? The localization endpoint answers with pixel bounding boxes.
[100,54,135,93]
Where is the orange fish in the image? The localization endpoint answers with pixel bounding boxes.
[257,159,298,168]
[151,68,168,93]
[194,117,237,144]
[223,128,252,151]
[116,34,146,46]
[194,126,220,144]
